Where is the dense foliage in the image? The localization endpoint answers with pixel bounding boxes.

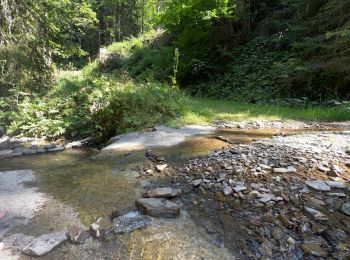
[1,0,349,139]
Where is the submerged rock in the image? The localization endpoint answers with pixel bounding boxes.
[0,150,13,159]
[22,231,67,256]
[305,180,331,191]
[113,211,151,234]
[143,187,181,198]
[136,198,181,218]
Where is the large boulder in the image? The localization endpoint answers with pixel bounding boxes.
[136,198,181,218]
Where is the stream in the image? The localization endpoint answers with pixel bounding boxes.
[0,126,349,259]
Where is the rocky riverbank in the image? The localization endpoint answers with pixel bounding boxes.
[148,130,350,259]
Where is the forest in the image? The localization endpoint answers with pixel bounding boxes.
[1,0,350,140]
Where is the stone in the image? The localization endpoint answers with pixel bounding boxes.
[341,202,350,216]
[233,185,247,193]
[317,166,330,173]
[305,180,331,191]
[259,240,274,257]
[0,150,13,159]
[89,217,112,238]
[223,186,233,196]
[135,198,181,218]
[192,179,202,187]
[143,187,181,198]
[22,231,67,256]
[258,193,274,203]
[22,149,37,155]
[287,166,297,173]
[345,161,350,167]
[300,243,327,257]
[328,193,346,197]
[47,146,65,152]
[156,164,168,172]
[113,211,151,234]
[146,169,153,174]
[35,148,46,153]
[324,181,347,189]
[67,226,89,244]
[272,168,289,173]
[331,164,342,175]
[304,207,328,221]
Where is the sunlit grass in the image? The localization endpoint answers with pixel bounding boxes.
[172,97,350,125]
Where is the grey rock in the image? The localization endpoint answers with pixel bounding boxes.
[341,202,350,216]
[136,198,181,218]
[113,211,151,234]
[35,148,46,153]
[232,185,247,193]
[223,186,233,196]
[304,207,328,221]
[22,231,67,256]
[192,179,202,187]
[143,187,181,198]
[305,180,331,191]
[22,149,37,155]
[324,181,347,189]
[47,146,65,152]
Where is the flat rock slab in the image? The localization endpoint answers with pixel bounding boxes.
[143,187,182,198]
[304,207,328,221]
[2,233,34,251]
[113,211,152,234]
[136,198,181,218]
[305,180,331,191]
[103,125,216,151]
[22,231,67,256]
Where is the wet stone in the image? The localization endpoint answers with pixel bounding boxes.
[67,226,89,244]
[305,180,331,191]
[0,150,13,159]
[143,187,181,198]
[113,211,151,234]
[47,146,65,152]
[22,231,67,256]
[300,243,327,257]
[135,198,181,218]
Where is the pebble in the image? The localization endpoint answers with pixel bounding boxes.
[317,166,330,173]
[192,179,202,187]
[300,243,327,257]
[223,186,233,196]
[156,164,168,172]
[272,168,289,173]
[304,207,328,221]
[232,185,247,193]
[305,180,331,191]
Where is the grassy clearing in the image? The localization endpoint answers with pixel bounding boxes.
[173,97,350,125]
